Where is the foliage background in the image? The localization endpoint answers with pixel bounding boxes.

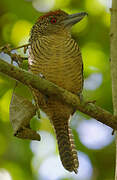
[0,0,115,180]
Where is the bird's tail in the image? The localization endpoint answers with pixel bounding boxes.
[53,116,79,173]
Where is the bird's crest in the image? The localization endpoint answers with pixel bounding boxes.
[37,10,67,22]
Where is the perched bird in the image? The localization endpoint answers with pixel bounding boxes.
[28,10,87,173]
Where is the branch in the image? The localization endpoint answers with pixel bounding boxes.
[0,44,30,66]
[0,58,117,130]
[110,1,117,179]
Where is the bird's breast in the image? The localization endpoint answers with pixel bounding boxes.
[29,35,83,94]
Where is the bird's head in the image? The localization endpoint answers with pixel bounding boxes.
[30,9,87,39]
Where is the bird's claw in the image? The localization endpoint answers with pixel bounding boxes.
[112,129,115,135]
[39,73,45,78]
[85,100,96,105]
[36,109,41,119]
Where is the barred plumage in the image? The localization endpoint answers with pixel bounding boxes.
[28,10,87,173]
[53,116,78,173]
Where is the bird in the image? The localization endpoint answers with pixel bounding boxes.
[28,9,87,174]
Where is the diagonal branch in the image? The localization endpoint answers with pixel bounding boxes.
[0,58,116,130]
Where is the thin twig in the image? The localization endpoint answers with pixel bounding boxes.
[0,43,30,52]
[10,43,30,51]
[0,44,29,67]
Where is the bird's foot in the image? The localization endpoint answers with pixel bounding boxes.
[112,129,115,135]
[77,93,83,103]
[36,109,41,119]
[38,73,49,103]
[39,73,45,79]
[85,100,96,105]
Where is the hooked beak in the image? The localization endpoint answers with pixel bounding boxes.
[63,12,88,27]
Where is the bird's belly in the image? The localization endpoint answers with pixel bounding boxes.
[28,41,83,116]
[29,55,82,94]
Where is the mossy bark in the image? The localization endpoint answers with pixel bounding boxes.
[0,58,117,130]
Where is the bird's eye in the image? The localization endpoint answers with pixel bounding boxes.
[50,17,57,24]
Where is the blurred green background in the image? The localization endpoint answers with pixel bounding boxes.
[0,0,115,180]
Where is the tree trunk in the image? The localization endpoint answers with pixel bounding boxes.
[110,0,117,179]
